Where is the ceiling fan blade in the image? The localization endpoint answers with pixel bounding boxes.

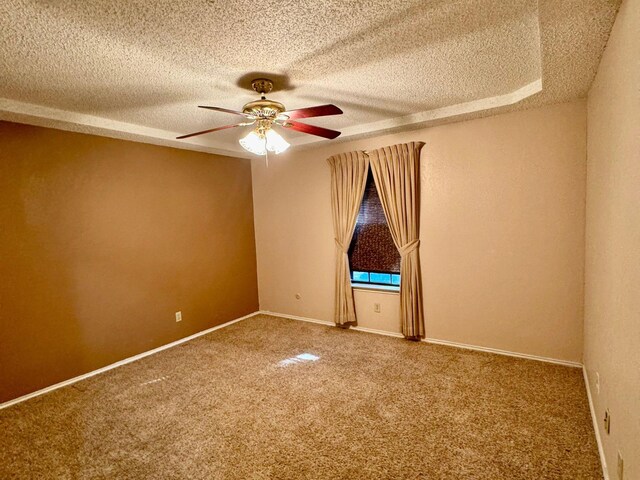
[198,106,253,117]
[176,123,244,140]
[281,104,343,120]
[281,120,341,139]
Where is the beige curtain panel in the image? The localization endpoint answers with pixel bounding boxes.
[369,142,425,339]
[327,151,370,326]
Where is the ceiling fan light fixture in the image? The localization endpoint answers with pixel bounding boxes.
[239,130,267,156]
[265,129,290,154]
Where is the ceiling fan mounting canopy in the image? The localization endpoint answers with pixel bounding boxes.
[251,78,274,96]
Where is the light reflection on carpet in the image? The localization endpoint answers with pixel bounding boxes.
[278,353,320,367]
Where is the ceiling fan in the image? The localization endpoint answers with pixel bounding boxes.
[177,78,343,155]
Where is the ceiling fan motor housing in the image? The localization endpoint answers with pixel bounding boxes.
[243,78,286,120]
[242,98,286,119]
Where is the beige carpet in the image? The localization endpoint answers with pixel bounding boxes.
[0,314,601,479]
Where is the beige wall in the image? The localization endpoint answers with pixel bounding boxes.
[0,122,259,403]
[252,100,587,363]
[584,0,640,478]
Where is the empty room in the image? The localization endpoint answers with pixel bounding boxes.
[1,1,638,479]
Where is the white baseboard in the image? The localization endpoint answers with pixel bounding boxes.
[260,310,334,327]
[0,311,261,410]
[259,310,406,339]
[583,367,609,479]
[4,309,604,477]
[260,310,582,368]
[423,337,583,368]
[1,309,585,410]
[353,325,404,338]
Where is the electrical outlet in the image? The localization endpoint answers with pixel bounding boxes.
[604,409,611,434]
[175,311,182,322]
[595,372,600,394]
[617,451,624,480]
[374,303,381,313]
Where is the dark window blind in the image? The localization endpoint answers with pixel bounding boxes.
[348,171,400,274]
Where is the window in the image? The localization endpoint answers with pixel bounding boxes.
[349,171,400,288]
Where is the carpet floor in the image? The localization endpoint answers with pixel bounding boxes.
[0,314,601,479]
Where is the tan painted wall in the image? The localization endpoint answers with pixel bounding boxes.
[0,121,258,403]
[584,0,640,477]
[252,100,587,363]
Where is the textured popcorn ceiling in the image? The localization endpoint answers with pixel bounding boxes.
[0,0,620,157]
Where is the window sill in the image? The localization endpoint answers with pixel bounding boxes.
[351,283,400,294]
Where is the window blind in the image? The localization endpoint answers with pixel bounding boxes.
[348,171,401,274]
